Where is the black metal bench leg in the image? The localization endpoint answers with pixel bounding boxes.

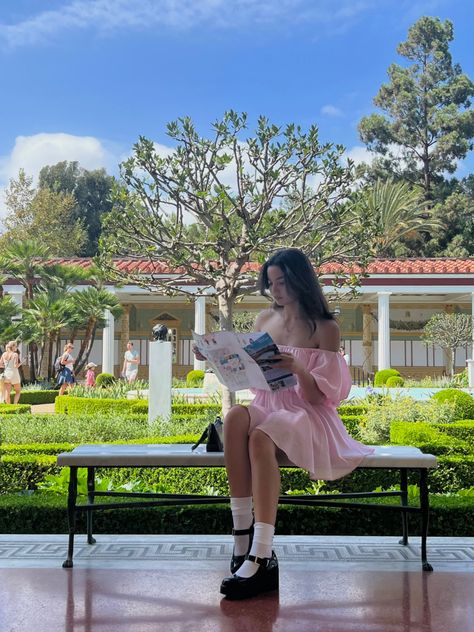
[398,468,409,546]
[63,466,78,568]
[87,466,96,545]
[419,468,433,572]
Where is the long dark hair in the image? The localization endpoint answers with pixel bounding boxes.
[259,248,334,333]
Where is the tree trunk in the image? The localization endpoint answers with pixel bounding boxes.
[75,322,97,374]
[450,348,456,378]
[75,319,96,371]
[217,293,236,416]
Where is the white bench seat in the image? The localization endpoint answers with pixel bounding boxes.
[57,443,437,469]
[57,443,437,571]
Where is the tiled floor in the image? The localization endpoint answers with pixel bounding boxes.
[1,535,473,632]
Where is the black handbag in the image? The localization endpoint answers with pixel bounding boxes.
[191,416,224,452]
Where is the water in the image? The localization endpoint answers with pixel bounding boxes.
[172,386,474,402]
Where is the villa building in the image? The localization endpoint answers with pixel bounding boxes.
[3,257,474,380]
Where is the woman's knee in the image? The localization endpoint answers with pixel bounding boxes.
[248,428,276,458]
[224,405,250,434]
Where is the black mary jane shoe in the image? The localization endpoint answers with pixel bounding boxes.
[230,524,254,574]
[220,552,279,600]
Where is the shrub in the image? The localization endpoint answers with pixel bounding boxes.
[95,373,116,387]
[17,390,57,405]
[359,397,458,444]
[432,420,474,443]
[385,376,405,388]
[389,421,471,455]
[337,404,368,416]
[0,404,31,415]
[186,369,205,386]
[431,389,474,420]
[373,369,401,387]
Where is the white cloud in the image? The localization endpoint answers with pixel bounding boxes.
[343,145,375,166]
[0,0,376,48]
[321,104,344,118]
[0,132,126,220]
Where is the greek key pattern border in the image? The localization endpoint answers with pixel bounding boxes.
[0,536,473,567]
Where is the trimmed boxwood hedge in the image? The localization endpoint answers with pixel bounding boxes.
[432,420,474,442]
[2,448,473,495]
[0,492,472,536]
[0,403,32,415]
[390,421,471,455]
[18,390,58,405]
[55,395,222,418]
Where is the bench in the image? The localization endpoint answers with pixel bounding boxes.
[57,444,437,570]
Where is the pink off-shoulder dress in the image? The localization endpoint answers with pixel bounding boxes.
[248,346,374,481]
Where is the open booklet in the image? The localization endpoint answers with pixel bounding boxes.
[192,330,297,392]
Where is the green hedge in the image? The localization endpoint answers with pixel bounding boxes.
[2,449,472,495]
[55,395,222,417]
[0,404,31,415]
[432,420,474,442]
[337,405,368,416]
[55,395,137,415]
[340,415,365,440]
[0,492,472,536]
[18,390,58,405]
[390,421,471,455]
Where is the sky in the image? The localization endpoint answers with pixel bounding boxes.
[0,0,473,223]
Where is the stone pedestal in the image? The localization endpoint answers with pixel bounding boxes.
[148,340,172,425]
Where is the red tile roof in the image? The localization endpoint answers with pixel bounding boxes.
[46,257,474,276]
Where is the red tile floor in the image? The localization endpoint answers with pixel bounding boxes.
[1,535,473,632]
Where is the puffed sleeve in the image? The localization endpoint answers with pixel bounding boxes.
[297,350,351,406]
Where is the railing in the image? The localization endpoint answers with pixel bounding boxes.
[350,367,374,387]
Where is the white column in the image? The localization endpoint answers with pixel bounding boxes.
[377,292,391,371]
[471,293,474,360]
[468,293,474,387]
[4,285,25,358]
[102,309,115,375]
[194,295,206,371]
[148,340,172,424]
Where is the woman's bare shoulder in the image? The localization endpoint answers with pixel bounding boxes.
[317,318,340,352]
[254,308,275,329]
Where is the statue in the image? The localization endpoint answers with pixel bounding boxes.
[152,323,169,342]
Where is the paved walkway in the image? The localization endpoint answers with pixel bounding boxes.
[0,535,473,631]
[30,403,56,413]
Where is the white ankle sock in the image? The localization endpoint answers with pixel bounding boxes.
[235,522,274,578]
[230,497,253,556]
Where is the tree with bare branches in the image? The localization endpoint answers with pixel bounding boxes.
[422,313,472,377]
[100,111,369,410]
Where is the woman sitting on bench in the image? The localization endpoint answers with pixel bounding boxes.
[194,248,374,600]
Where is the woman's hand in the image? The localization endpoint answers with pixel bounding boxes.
[269,351,326,404]
[192,345,207,362]
[264,351,304,375]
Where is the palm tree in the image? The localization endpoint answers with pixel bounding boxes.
[21,290,70,380]
[0,240,93,380]
[354,180,443,257]
[66,287,123,373]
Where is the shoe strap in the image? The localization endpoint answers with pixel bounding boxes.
[232,525,254,536]
[246,554,269,566]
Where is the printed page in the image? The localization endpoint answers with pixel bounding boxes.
[192,331,296,392]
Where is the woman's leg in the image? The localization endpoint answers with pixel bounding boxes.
[4,383,12,404]
[224,405,254,562]
[231,428,280,580]
[224,405,252,497]
[12,384,21,404]
[248,429,280,526]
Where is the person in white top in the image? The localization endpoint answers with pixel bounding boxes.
[58,342,76,396]
[0,340,22,404]
[122,341,140,383]
[339,346,350,365]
